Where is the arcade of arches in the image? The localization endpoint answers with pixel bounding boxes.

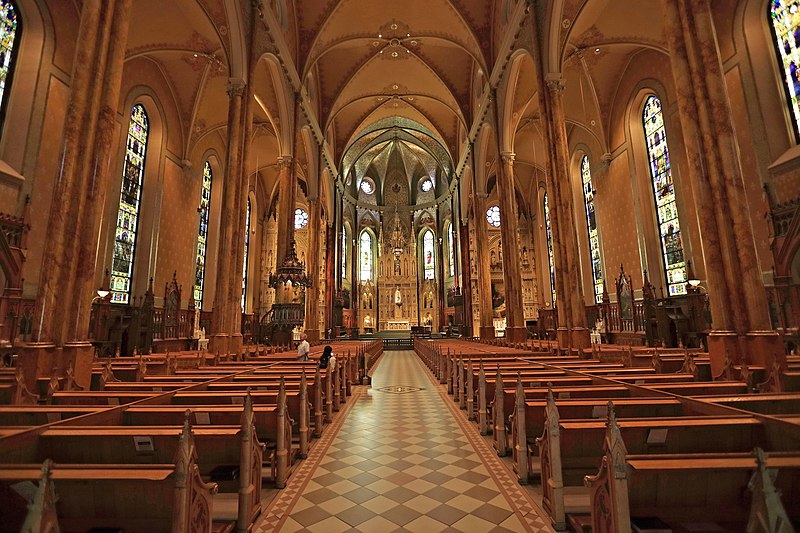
[1,0,800,379]
[1,0,800,531]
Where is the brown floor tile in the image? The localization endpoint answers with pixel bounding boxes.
[426,504,468,526]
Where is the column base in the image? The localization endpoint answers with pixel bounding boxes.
[18,341,58,391]
[707,330,739,378]
[209,334,229,357]
[505,326,527,344]
[743,331,785,369]
[479,326,495,340]
[556,328,570,354]
[305,329,321,343]
[570,327,592,358]
[62,341,95,390]
[229,333,243,359]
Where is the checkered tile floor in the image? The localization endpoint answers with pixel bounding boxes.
[255,351,553,532]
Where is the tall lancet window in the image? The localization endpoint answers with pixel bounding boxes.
[0,1,20,132]
[341,229,347,279]
[359,231,373,281]
[423,230,435,280]
[193,162,212,308]
[242,198,251,311]
[544,193,556,306]
[770,1,800,139]
[643,95,687,296]
[111,104,149,304]
[581,156,603,303]
[447,222,455,277]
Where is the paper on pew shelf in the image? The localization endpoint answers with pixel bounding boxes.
[647,428,669,445]
[134,436,154,452]
[591,405,608,419]
[635,379,645,385]
[108,397,120,406]
[154,387,162,392]
[231,396,244,405]
[196,412,211,425]
[558,392,571,399]
[46,412,61,423]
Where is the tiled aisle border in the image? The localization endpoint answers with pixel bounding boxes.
[255,387,365,532]
[414,354,553,533]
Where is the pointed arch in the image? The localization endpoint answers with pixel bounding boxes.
[111,104,150,304]
[642,95,687,296]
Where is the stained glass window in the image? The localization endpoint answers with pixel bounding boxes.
[447,222,455,277]
[770,0,800,139]
[581,156,604,303]
[423,230,435,280]
[486,206,501,227]
[544,193,556,305]
[420,179,433,193]
[295,208,308,229]
[193,162,212,308]
[0,1,20,132]
[341,229,347,279]
[643,95,687,296]
[360,231,373,281]
[360,178,374,194]
[111,105,149,304]
[242,198,251,311]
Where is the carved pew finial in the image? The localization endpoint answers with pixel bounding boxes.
[536,382,564,528]
[46,367,60,404]
[651,348,663,374]
[494,365,507,456]
[299,369,309,458]
[605,401,628,468]
[14,366,38,405]
[276,375,288,489]
[747,448,795,533]
[136,354,147,382]
[240,389,254,436]
[20,459,59,533]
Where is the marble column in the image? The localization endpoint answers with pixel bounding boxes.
[305,197,321,341]
[436,206,446,330]
[662,0,782,371]
[496,152,527,343]
[473,193,495,339]
[210,78,246,355]
[22,0,129,389]
[324,221,335,339]
[459,220,473,337]
[545,77,590,352]
[274,155,296,309]
[68,0,134,345]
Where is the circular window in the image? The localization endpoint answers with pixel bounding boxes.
[294,208,309,229]
[360,178,374,194]
[420,178,433,193]
[486,206,501,227]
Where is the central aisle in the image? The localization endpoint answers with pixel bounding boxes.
[256,351,553,532]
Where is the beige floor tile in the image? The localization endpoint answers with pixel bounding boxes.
[305,515,352,533]
[403,515,449,533]
[360,494,399,514]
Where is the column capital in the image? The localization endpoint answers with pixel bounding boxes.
[277,156,293,169]
[501,152,515,164]
[545,74,565,93]
[227,78,247,97]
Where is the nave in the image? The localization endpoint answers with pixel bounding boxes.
[261,350,549,532]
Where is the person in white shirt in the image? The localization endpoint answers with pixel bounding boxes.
[328,352,336,371]
[297,333,310,361]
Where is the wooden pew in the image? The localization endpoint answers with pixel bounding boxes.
[533,393,769,529]
[0,422,221,533]
[582,415,799,533]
